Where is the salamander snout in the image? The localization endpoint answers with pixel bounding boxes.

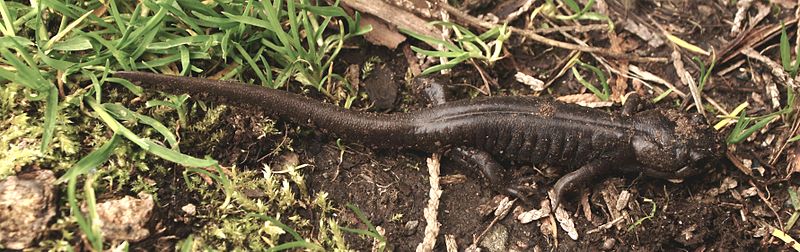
[633,110,725,179]
[681,132,726,175]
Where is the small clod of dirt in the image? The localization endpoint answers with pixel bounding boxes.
[363,64,399,110]
[0,170,56,250]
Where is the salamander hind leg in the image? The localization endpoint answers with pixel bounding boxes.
[622,93,642,116]
[412,76,450,106]
[552,159,614,208]
[447,146,534,205]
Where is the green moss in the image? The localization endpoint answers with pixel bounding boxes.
[0,83,42,178]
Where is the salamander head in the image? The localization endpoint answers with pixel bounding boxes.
[631,109,725,179]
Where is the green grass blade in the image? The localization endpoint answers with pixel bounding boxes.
[399,28,461,52]
[41,87,58,152]
[147,35,218,50]
[780,22,794,73]
[222,11,274,29]
[43,9,93,50]
[410,46,468,58]
[87,96,150,148]
[102,103,179,149]
[300,4,347,17]
[179,45,190,75]
[0,0,15,36]
[68,175,103,251]
[57,134,121,183]
[129,7,167,59]
[234,42,271,87]
[420,55,469,75]
[248,213,306,241]
[267,241,324,252]
[40,0,80,18]
[144,138,216,166]
[0,36,34,47]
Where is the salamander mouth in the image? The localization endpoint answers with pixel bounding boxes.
[641,165,697,179]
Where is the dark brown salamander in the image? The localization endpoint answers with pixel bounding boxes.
[115,71,725,207]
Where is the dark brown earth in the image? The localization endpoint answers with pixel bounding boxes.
[118,1,800,251]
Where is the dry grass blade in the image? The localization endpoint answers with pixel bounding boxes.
[771,226,800,251]
[718,18,798,64]
[416,154,442,252]
[671,50,706,117]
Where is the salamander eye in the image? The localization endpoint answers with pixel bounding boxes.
[690,149,710,164]
[674,146,688,163]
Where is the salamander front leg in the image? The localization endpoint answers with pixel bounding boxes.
[552,159,613,208]
[447,147,533,204]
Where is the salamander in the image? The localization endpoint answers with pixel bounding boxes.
[115,71,725,207]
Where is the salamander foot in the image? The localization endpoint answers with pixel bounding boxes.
[552,159,612,208]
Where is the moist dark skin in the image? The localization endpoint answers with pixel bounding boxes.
[115,71,725,207]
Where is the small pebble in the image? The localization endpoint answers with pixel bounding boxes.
[181,203,196,215]
[479,224,509,252]
[404,220,419,236]
[601,237,616,250]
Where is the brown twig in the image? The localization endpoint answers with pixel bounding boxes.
[468,59,496,94]
[749,180,784,232]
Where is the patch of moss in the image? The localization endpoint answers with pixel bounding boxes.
[0,83,42,178]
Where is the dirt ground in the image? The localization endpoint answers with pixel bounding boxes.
[115,0,800,251]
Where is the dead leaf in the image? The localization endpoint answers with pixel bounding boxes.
[514,72,545,91]
[671,50,705,117]
[518,199,552,223]
[361,14,406,49]
[554,206,578,240]
[342,0,440,46]
[622,19,664,48]
[786,143,800,176]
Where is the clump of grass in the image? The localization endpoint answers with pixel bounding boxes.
[401,21,511,75]
[0,40,58,152]
[221,0,371,91]
[570,58,610,101]
[532,0,613,30]
[726,86,794,144]
[627,198,657,232]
